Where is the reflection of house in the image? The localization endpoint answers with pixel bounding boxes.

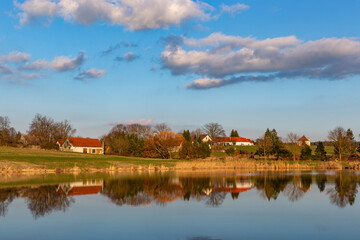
[57,180,104,196]
[213,179,254,194]
[212,137,253,146]
[191,134,212,143]
[58,137,104,154]
[298,135,310,146]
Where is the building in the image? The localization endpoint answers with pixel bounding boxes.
[298,135,310,146]
[58,137,104,154]
[212,137,253,146]
[190,134,212,143]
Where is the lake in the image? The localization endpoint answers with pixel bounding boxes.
[0,171,359,240]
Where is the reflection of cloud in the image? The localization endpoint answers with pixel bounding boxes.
[15,0,212,31]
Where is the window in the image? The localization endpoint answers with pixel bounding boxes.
[83,148,87,153]
[92,149,96,154]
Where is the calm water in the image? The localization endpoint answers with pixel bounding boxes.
[1,171,360,240]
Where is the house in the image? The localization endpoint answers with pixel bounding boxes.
[212,137,254,146]
[298,135,310,146]
[58,137,104,154]
[57,180,104,196]
[190,134,212,143]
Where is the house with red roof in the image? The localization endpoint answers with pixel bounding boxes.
[59,137,104,154]
[297,135,310,146]
[212,137,254,146]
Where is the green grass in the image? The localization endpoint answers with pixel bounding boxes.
[0,146,180,169]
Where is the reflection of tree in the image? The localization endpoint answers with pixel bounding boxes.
[0,188,18,217]
[206,191,226,207]
[327,174,358,208]
[255,175,292,201]
[283,182,305,202]
[179,177,211,201]
[24,186,74,219]
[316,174,327,192]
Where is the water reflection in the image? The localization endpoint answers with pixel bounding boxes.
[1,171,360,219]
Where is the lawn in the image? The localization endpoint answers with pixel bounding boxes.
[0,146,180,169]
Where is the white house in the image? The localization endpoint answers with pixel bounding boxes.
[212,137,253,146]
[191,134,212,143]
[298,135,311,146]
[58,137,104,154]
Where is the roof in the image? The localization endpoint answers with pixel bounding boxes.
[57,139,64,145]
[190,134,210,141]
[298,135,310,142]
[58,186,102,196]
[212,137,252,143]
[68,137,102,147]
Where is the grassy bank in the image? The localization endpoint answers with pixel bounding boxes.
[0,146,347,174]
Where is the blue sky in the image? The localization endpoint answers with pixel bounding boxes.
[0,0,359,141]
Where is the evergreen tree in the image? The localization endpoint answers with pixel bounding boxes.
[315,142,327,161]
[230,130,239,137]
[182,130,191,142]
[300,145,312,160]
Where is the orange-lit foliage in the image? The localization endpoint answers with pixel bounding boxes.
[142,131,184,159]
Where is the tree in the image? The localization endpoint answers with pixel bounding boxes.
[154,123,171,133]
[28,114,55,144]
[315,142,327,161]
[182,130,191,142]
[300,145,312,160]
[0,116,18,146]
[203,123,225,139]
[265,128,286,160]
[142,131,183,159]
[328,127,352,161]
[230,130,239,137]
[256,134,273,160]
[346,129,357,157]
[53,120,76,140]
[286,132,301,161]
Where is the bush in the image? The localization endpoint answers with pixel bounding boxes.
[225,148,236,156]
[40,142,58,150]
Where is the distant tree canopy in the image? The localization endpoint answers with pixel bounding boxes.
[0,116,20,146]
[230,130,239,137]
[256,128,291,160]
[27,114,76,148]
[328,127,354,161]
[203,123,225,139]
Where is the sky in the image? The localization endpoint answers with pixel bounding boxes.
[0,0,360,141]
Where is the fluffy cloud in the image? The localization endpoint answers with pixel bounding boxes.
[21,51,86,71]
[75,68,106,81]
[15,0,211,30]
[114,52,138,62]
[0,51,88,84]
[0,51,31,64]
[161,33,360,89]
[221,3,249,16]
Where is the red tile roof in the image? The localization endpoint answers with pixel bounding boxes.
[298,136,310,141]
[68,137,102,147]
[57,186,102,196]
[213,137,252,143]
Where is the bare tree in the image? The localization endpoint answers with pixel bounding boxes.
[54,120,76,140]
[154,123,171,133]
[202,123,225,139]
[257,134,273,160]
[286,132,300,161]
[328,127,351,161]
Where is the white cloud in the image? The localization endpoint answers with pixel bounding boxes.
[109,118,155,126]
[184,78,225,89]
[114,52,138,62]
[161,33,360,89]
[15,0,211,30]
[0,51,31,64]
[75,68,106,81]
[221,3,249,16]
[22,51,86,71]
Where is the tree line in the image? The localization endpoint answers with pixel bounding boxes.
[1,115,359,161]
